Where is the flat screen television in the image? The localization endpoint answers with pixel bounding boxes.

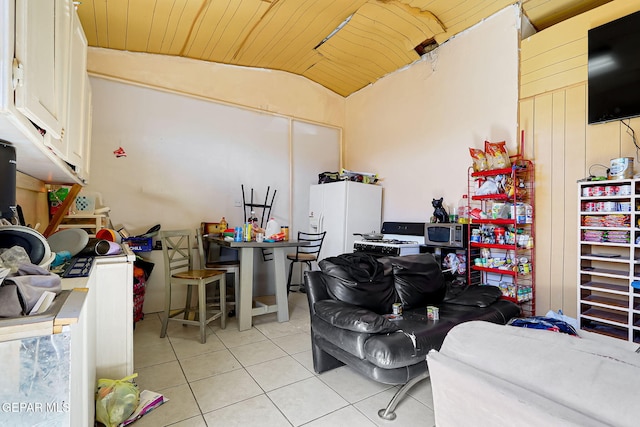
[588,10,640,125]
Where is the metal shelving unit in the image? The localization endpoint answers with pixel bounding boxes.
[467,159,536,316]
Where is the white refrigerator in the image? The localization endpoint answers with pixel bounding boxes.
[309,181,383,260]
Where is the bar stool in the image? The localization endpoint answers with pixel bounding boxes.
[286,231,326,293]
[197,226,240,316]
[159,229,226,344]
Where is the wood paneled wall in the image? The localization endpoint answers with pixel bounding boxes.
[519,0,640,317]
[16,172,49,231]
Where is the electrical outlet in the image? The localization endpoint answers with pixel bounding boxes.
[234,200,242,207]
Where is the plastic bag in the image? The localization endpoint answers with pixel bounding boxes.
[96,374,140,427]
[545,309,578,330]
[484,141,511,170]
[508,316,578,336]
[469,148,488,172]
[0,246,32,272]
[475,177,500,195]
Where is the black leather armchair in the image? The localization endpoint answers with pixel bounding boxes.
[304,253,521,420]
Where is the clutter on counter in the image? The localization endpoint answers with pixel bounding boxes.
[0,262,62,317]
[318,168,379,184]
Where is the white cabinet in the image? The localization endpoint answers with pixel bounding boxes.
[578,179,638,343]
[62,249,135,387]
[64,6,91,180]
[14,0,65,142]
[68,288,95,427]
[91,253,135,379]
[0,0,89,184]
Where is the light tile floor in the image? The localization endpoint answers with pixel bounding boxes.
[132,292,435,426]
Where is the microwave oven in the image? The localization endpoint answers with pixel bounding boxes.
[424,223,467,248]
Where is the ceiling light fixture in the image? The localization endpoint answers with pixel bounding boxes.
[314,14,354,49]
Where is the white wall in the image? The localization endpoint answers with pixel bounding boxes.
[86,74,340,303]
[87,78,339,236]
[345,5,520,222]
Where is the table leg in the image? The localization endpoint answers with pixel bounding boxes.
[273,247,290,323]
[238,247,254,331]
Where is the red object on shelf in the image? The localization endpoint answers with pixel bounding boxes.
[472,218,515,225]
[471,242,517,250]
[471,166,514,178]
[471,266,517,276]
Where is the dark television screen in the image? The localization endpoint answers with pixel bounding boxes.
[588,10,640,124]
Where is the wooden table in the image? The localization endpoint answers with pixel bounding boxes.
[208,237,309,331]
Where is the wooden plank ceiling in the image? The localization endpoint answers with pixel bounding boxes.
[76,0,612,97]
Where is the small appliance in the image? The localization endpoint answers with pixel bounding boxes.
[0,141,16,220]
[353,221,424,257]
[424,222,467,248]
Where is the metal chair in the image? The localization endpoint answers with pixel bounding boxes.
[197,225,240,317]
[159,229,226,343]
[286,231,326,293]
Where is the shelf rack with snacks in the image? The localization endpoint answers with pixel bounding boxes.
[577,179,640,343]
[467,158,535,316]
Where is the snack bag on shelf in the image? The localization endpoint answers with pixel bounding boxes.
[469,148,488,172]
[484,141,511,170]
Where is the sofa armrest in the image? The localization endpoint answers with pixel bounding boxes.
[314,300,399,334]
[304,270,333,316]
[427,350,605,427]
[434,321,640,427]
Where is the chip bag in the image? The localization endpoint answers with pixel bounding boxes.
[96,374,140,427]
[484,141,511,170]
[469,148,488,172]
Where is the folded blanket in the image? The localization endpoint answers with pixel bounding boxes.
[0,264,61,316]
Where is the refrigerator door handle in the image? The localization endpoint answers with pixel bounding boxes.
[318,213,324,233]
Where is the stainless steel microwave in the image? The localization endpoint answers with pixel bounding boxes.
[424,223,467,248]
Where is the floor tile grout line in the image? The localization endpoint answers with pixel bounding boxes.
[136,293,421,426]
[165,320,209,421]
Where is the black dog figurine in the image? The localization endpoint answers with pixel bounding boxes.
[432,198,450,223]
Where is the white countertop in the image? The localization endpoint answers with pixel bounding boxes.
[61,245,135,291]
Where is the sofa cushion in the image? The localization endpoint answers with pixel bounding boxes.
[443,284,503,307]
[314,300,399,334]
[319,253,396,314]
[379,254,446,309]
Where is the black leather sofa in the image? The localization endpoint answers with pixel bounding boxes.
[303,253,521,420]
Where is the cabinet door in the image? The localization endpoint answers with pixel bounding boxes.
[14,0,70,148]
[79,75,92,181]
[65,8,89,175]
[93,259,134,379]
[68,286,96,426]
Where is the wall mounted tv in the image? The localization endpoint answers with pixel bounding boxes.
[588,10,640,125]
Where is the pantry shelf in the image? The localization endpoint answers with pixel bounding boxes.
[578,178,640,343]
[467,158,535,316]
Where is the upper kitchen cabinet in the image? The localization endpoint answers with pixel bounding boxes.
[0,0,90,184]
[64,7,90,181]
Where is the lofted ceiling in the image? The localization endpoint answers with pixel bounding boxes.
[76,0,613,97]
